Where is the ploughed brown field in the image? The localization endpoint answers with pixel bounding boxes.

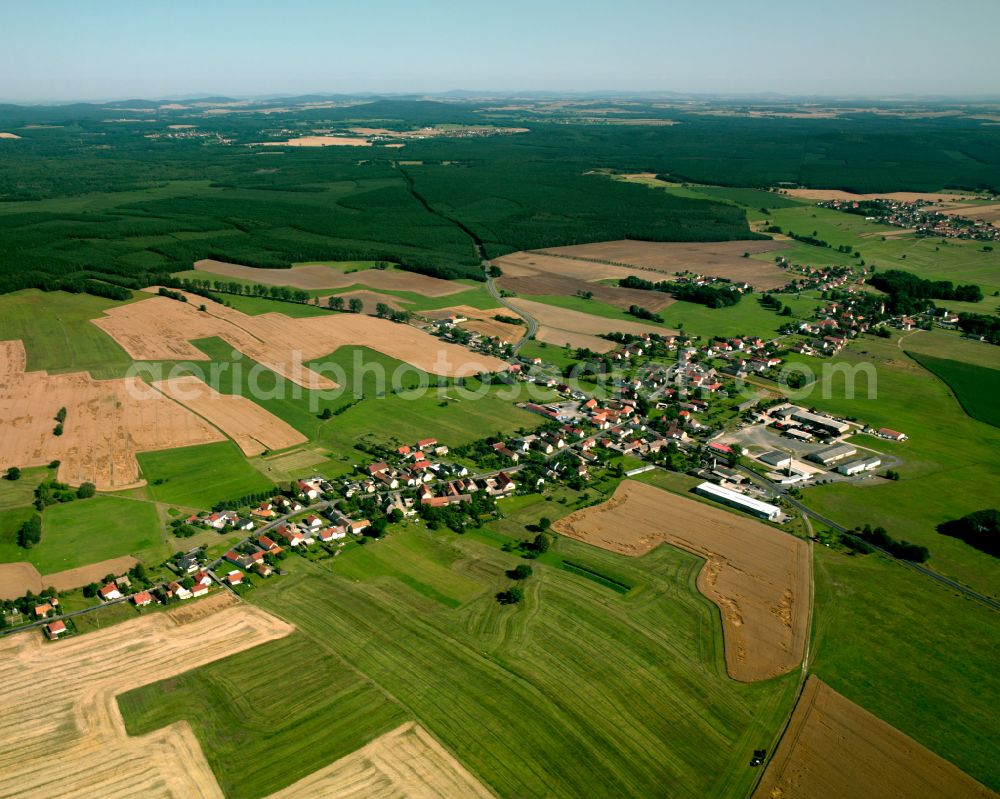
[553,480,810,682]
[492,251,676,311]
[753,677,997,799]
[0,339,224,490]
[0,594,294,798]
[195,259,464,297]
[508,298,673,353]
[0,556,140,600]
[152,375,306,456]
[93,290,506,389]
[315,289,407,314]
[533,239,791,290]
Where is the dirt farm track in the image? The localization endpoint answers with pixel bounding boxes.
[553,480,810,682]
[753,677,997,799]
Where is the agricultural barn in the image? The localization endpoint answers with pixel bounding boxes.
[695,482,781,521]
[877,427,908,441]
[758,450,792,469]
[837,457,882,476]
[789,408,850,435]
[808,443,857,466]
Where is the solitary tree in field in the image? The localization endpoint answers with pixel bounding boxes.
[348,298,364,314]
[507,564,533,580]
[4,467,21,481]
[76,482,96,499]
[375,302,391,318]
[328,296,345,311]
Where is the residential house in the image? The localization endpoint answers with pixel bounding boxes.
[45,620,67,639]
[98,583,122,602]
[131,591,154,607]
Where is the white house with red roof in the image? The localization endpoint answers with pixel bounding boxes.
[45,620,67,639]
[131,590,154,606]
[98,583,122,602]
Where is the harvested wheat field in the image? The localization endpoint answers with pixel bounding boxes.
[153,375,306,456]
[753,677,996,799]
[534,240,791,290]
[256,136,372,147]
[0,595,293,799]
[93,292,505,389]
[268,722,496,799]
[195,259,463,296]
[782,189,984,203]
[0,339,224,489]
[0,132,22,139]
[553,480,810,681]
[511,298,672,353]
[940,202,1000,224]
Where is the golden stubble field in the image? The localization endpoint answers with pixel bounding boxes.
[553,480,810,682]
[0,594,293,799]
[753,677,997,799]
[152,375,306,456]
[93,290,507,388]
[0,593,496,799]
[0,339,224,490]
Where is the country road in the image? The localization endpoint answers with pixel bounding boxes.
[484,261,538,353]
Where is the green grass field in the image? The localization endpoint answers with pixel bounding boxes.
[137,442,274,509]
[759,205,1000,292]
[231,525,798,799]
[119,632,408,799]
[810,547,1000,791]
[774,335,1000,597]
[0,495,164,573]
[0,466,53,511]
[151,339,549,465]
[0,289,135,379]
[907,352,1000,428]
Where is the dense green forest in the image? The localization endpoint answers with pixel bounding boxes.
[0,98,998,296]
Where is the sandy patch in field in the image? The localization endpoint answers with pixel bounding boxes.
[0,599,293,799]
[0,132,22,139]
[782,189,985,203]
[553,480,810,682]
[153,376,306,456]
[531,240,791,290]
[753,677,995,799]
[315,290,408,315]
[256,136,372,147]
[511,299,672,354]
[0,340,224,490]
[268,722,496,799]
[195,259,464,297]
[93,292,506,388]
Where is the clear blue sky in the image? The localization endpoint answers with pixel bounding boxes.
[3,0,999,102]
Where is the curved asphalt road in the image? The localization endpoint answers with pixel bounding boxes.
[484,262,538,354]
